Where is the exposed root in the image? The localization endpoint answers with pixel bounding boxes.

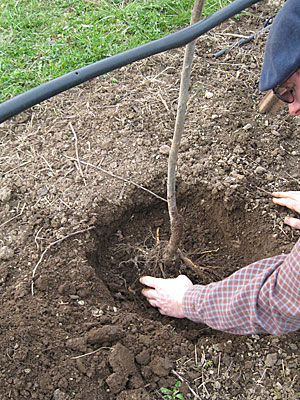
[113,229,210,292]
[178,250,205,271]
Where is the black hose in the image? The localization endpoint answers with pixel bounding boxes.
[0,0,261,124]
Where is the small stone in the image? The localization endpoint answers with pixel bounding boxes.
[212,344,221,352]
[255,166,266,175]
[90,308,104,317]
[0,246,14,261]
[37,187,48,196]
[243,123,252,130]
[289,343,298,351]
[205,91,214,99]
[234,144,244,155]
[265,353,278,367]
[53,389,69,400]
[214,381,221,389]
[159,145,170,155]
[0,187,12,202]
[17,291,26,298]
[69,295,79,300]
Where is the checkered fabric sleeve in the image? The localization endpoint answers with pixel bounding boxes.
[182,239,300,335]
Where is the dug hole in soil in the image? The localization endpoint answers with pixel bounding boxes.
[0,1,299,399]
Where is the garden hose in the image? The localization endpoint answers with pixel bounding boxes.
[0,0,261,124]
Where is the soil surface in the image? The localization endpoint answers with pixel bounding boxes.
[0,2,299,399]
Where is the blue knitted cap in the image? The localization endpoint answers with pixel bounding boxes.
[259,0,300,92]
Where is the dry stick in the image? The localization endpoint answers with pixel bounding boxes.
[34,226,44,250]
[41,155,54,176]
[64,155,167,203]
[0,203,26,228]
[171,369,201,400]
[31,226,94,296]
[69,122,86,185]
[165,0,205,260]
[70,346,111,360]
[4,160,32,176]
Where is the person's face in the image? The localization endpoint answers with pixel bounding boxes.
[284,69,300,116]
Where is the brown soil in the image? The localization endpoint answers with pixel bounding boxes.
[0,2,299,399]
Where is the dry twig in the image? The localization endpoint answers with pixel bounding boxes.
[31,226,94,295]
[70,346,111,360]
[64,155,167,203]
[0,203,26,228]
[4,160,32,176]
[171,369,201,399]
[69,122,86,185]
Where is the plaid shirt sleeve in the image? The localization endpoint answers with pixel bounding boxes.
[182,239,300,335]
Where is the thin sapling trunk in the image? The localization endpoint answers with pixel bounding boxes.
[164,0,205,261]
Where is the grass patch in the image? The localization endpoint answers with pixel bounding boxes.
[0,0,232,102]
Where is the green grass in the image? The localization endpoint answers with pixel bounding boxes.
[0,0,231,102]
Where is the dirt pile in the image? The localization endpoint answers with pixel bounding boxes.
[0,1,299,399]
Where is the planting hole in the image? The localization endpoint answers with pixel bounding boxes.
[87,184,277,324]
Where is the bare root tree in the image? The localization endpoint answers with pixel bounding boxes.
[164,0,205,261]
